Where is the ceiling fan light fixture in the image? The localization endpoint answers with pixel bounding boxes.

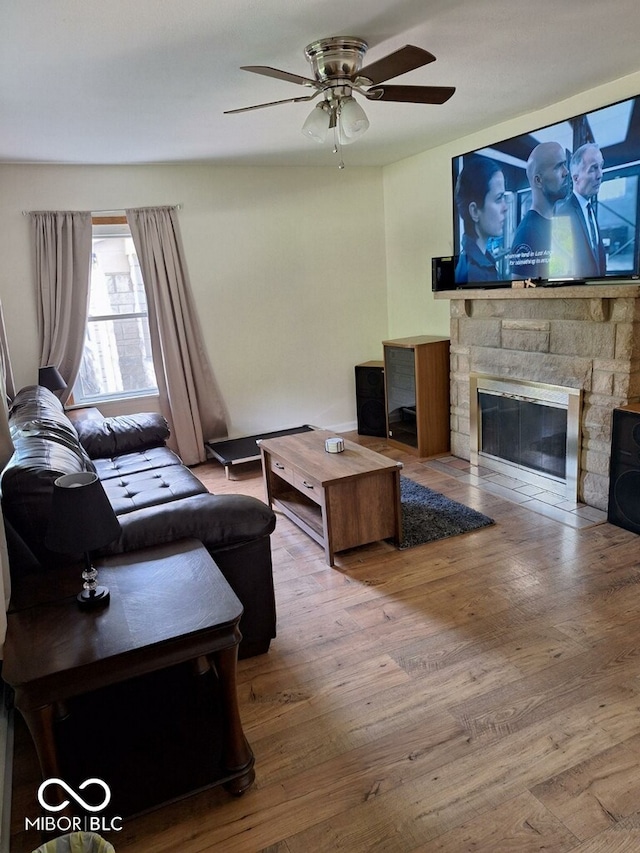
[230,39,454,165]
[338,96,369,144]
[301,103,330,143]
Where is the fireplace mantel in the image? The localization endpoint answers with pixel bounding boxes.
[435,284,640,301]
[436,282,640,510]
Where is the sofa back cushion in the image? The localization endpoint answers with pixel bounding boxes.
[75,413,170,459]
[8,385,94,469]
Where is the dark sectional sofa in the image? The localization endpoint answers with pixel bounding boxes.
[1,385,277,657]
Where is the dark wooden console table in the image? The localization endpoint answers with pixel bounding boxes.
[3,538,254,818]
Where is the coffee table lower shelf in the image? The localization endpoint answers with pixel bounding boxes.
[272,489,325,546]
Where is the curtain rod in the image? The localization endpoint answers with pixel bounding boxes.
[22,204,183,215]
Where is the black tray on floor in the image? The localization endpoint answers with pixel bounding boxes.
[206,425,315,474]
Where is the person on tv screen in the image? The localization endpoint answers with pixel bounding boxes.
[508,141,570,281]
[454,154,508,284]
[551,142,606,279]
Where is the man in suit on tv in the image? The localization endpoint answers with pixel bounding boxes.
[508,141,570,280]
[551,142,607,280]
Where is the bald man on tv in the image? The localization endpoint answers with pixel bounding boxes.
[508,141,570,280]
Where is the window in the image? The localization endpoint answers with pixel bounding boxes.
[72,219,158,404]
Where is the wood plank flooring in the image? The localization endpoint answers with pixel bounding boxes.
[10,433,640,852]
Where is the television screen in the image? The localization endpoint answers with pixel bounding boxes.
[450,94,640,288]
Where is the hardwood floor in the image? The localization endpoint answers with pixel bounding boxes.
[10,433,640,852]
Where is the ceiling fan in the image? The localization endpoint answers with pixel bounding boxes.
[224,37,455,159]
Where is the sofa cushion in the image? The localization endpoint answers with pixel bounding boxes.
[101,465,207,515]
[76,413,170,459]
[94,446,183,480]
[9,385,96,472]
[9,384,65,418]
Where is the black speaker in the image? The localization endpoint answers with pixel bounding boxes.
[608,406,640,533]
[432,256,457,292]
[355,362,386,437]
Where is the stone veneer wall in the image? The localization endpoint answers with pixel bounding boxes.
[436,284,640,510]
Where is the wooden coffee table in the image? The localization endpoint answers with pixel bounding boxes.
[259,430,403,565]
[3,538,255,816]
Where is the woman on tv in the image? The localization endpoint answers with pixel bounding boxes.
[454,154,508,284]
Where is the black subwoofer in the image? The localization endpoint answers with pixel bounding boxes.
[355,362,386,437]
[608,406,640,533]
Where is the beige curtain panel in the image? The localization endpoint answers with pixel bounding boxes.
[126,206,228,465]
[30,210,93,402]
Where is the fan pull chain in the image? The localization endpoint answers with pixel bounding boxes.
[333,121,345,169]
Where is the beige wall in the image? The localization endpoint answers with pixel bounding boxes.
[383,70,640,340]
[0,164,387,436]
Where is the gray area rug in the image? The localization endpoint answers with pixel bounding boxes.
[399,475,495,549]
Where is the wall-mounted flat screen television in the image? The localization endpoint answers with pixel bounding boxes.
[448,93,640,289]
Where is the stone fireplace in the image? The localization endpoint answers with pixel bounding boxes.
[435,284,640,511]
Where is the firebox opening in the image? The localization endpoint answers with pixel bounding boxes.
[470,375,582,500]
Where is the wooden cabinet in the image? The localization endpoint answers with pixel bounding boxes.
[383,335,450,457]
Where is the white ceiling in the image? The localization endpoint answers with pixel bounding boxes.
[2,0,640,168]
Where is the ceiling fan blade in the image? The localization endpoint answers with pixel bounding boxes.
[241,65,318,88]
[358,45,436,85]
[224,92,319,114]
[366,85,456,105]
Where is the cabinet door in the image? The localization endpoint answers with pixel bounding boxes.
[384,346,417,448]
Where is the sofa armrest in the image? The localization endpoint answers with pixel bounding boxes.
[103,492,276,553]
[76,413,170,458]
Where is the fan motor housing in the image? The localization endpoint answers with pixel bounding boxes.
[304,37,368,82]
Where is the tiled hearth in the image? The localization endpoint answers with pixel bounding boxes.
[436,283,640,511]
[424,454,606,529]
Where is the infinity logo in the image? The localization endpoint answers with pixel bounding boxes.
[37,778,111,813]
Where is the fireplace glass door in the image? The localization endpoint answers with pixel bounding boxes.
[478,392,567,480]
